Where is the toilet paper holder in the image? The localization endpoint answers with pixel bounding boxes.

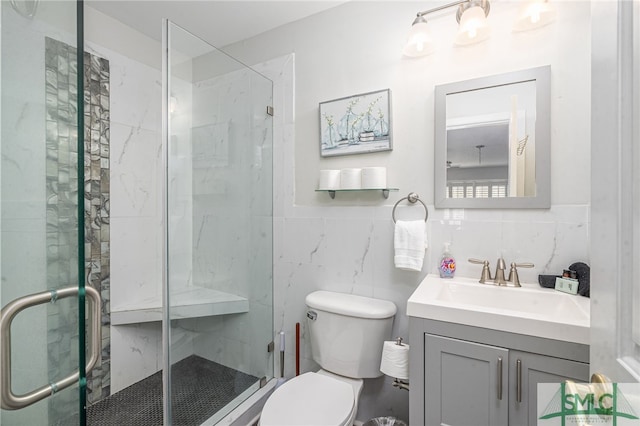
[393,338,410,391]
[381,337,410,391]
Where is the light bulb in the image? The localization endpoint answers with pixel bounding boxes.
[455,5,490,46]
[403,17,435,57]
[468,27,478,39]
[530,10,541,24]
[513,0,556,32]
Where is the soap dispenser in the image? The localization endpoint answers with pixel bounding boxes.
[439,243,456,279]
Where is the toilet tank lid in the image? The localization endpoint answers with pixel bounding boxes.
[306,291,397,319]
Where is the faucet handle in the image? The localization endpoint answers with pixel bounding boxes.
[508,262,535,287]
[468,258,492,284]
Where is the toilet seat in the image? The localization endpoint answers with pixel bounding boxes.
[260,372,355,426]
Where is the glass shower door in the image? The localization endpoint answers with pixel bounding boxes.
[0,1,94,425]
[164,20,273,425]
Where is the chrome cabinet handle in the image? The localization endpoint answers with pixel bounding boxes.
[0,286,101,410]
[497,356,503,400]
[516,359,523,403]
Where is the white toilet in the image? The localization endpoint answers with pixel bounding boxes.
[260,290,397,426]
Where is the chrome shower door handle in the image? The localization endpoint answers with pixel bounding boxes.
[0,285,101,410]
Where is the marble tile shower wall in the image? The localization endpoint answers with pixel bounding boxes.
[86,39,164,392]
[86,36,274,393]
[44,37,111,409]
[187,66,273,379]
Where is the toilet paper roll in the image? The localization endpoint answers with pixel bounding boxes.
[361,167,387,189]
[380,341,410,380]
[340,168,362,189]
[318,169,341,190]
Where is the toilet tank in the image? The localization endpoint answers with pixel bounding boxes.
[305,291,397,379]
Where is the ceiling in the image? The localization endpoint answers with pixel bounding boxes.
[447,124,509,168]
[88,1,347,48]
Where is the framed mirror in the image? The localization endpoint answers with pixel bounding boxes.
[434,66,551,209]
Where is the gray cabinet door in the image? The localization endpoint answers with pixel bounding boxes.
[425,334,509,426]
[508,350,589,426]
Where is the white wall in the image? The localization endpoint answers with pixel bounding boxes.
[225,1,592,422]
[226,1,591,207]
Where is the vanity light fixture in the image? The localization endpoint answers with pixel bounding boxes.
[403,0,491,57]
[403,0,556,57]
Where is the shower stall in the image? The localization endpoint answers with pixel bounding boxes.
[1,1,274,424]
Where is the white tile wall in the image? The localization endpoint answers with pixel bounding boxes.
[87,40,165,392]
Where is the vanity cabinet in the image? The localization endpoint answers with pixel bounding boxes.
[410,319,590,426]
[425,334,509,426]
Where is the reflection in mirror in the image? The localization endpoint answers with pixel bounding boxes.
[435,66,550,209]
[446,80,536,198]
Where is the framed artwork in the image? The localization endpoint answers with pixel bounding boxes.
[319,89,392,157]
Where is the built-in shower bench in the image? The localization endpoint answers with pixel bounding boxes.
[111,285,249,325]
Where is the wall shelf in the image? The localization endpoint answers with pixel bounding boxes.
[111,286,249,326]
[316,188,399,199]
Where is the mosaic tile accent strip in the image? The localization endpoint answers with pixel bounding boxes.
[45,37,111,411]
[83,47,111,405]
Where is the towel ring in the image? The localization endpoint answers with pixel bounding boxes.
[392,192,428,224]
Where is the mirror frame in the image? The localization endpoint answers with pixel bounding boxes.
[434,66,551,209]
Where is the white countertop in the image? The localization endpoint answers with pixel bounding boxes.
[407,274,590,344]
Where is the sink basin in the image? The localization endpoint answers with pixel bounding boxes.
[407,274,590,344]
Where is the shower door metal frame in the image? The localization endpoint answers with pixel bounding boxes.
[161,18,172,426]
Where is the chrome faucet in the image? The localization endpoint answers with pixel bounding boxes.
[469,258,534,287]
[494,257,507,286]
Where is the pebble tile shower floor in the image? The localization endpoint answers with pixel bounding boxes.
[85,355,258,425]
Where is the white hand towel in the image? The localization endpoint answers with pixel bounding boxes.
[394,220,427,271]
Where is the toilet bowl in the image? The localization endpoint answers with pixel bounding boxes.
[259,370,363,426]
[260,291,396,426]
